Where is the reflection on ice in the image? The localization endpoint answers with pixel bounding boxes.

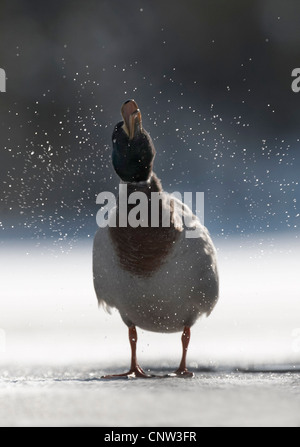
[0,235,299,369]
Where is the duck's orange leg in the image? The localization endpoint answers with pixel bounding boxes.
[102,326,154,379]
[168,326,194,378]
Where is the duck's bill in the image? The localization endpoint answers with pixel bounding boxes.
[121,99,142,139]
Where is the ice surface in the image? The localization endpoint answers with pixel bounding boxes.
[1,235,299,367]
[0,235,300,426]
[1,367,300,427]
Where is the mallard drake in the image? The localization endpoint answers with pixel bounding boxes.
[93,100,219,378]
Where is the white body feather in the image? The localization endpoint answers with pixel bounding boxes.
[93,193,219,333]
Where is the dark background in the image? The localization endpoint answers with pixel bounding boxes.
[0,0,299,242]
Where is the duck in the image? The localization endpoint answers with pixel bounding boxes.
[93,99,219,378]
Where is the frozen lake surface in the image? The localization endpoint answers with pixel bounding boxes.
[1,366,300,427]
[0,235,300,426]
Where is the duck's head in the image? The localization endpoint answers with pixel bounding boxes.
[112,100,156,183]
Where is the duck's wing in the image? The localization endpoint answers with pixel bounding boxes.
[93,207,118,312]
[168,193,219,317]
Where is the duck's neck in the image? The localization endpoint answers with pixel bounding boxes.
[116,172,166,229]
[120,172,162,196]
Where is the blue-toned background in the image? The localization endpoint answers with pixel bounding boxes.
[0,0,299,241]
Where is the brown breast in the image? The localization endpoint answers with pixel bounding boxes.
[109,174,182,278]
[109,224,181,278]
